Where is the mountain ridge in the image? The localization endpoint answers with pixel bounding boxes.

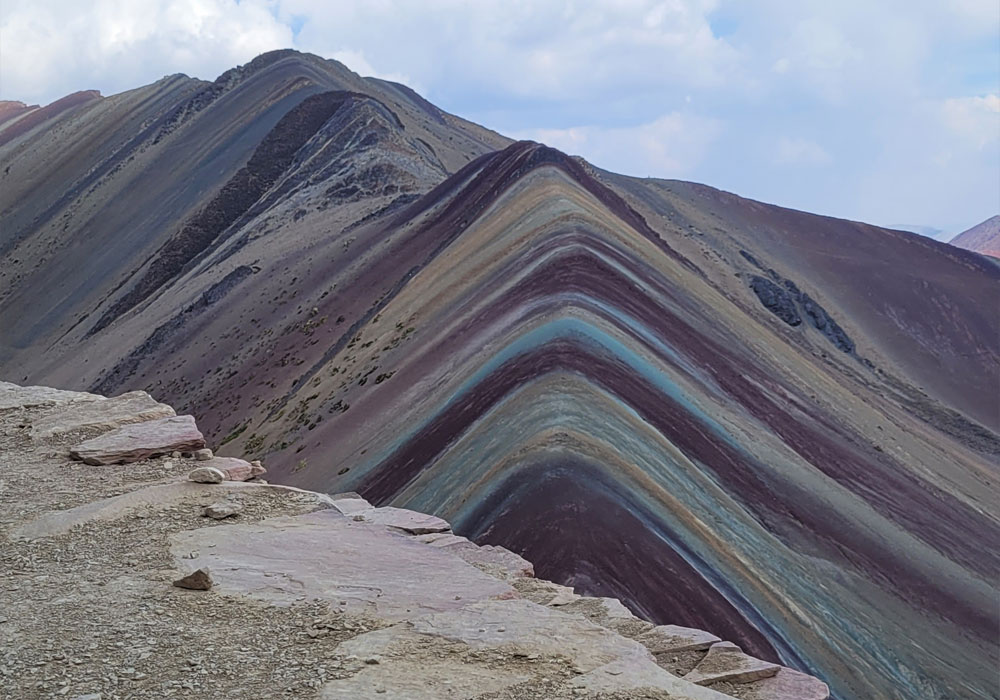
[2,49,997,700]
[949,214,1000,258]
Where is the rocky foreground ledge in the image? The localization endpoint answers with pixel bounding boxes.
[0,382,829,700]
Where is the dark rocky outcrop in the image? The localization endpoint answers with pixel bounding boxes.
[749,276,801,326]
[750,275,854,353]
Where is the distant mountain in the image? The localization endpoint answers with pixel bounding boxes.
[2,49,998,700]
[886,223,951,241]
[949,215,1000,258]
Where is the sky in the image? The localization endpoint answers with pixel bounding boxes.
[1,0,997,235]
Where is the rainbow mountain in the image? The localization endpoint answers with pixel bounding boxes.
[1,50,998,700]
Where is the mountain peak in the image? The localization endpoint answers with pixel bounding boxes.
[950,214,1000,258]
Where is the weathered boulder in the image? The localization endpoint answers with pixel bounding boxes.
[684,641,781,685]
[194,448,214,460]
[204,456,257,481]
[30,390,175,438]
[188,467,225,483]
[203,501,241,519]
[69,415,204,464]
[173,568,213,591]
[188,457,258,482]
[748,666,831,700]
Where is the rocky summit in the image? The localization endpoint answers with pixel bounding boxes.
[0,382,829,699]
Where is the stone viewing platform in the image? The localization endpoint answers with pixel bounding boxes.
[0,382,829,699]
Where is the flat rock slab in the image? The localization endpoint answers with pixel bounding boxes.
[571,657,733,699]
[413,532,469,547]
[411,533,534,578]
[684,641,781,686]
[444,542,535,579]
[408,599,651,670]
[0,381,102,411]
[745,667,830,700]
[329,493,373,515]
[69,415,204,464]
[330,600,730,699]
[637,624,722,652]
[10,481,272,539]
[169,510,513,619]
[30,391,175,438]
[360,506,451,534]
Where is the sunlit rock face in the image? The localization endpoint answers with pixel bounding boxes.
[2,50,998,700]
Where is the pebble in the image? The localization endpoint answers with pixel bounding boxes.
[203,502,241,520]
[188,467,225,484]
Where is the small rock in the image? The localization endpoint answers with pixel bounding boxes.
[200,456,257,481]
[173,568,212,591]
[547,589,579,606]
[194,448,214,461]
[188,467,225,484]
[364,656,381,665]
[202,502,241,520]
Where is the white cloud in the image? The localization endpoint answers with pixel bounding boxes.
[0,0,292,104]
[774,137,832,166]
[516,112,722,177]
[280,0,738,104]
[942,94,1000,149]
[774,18,864,102]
